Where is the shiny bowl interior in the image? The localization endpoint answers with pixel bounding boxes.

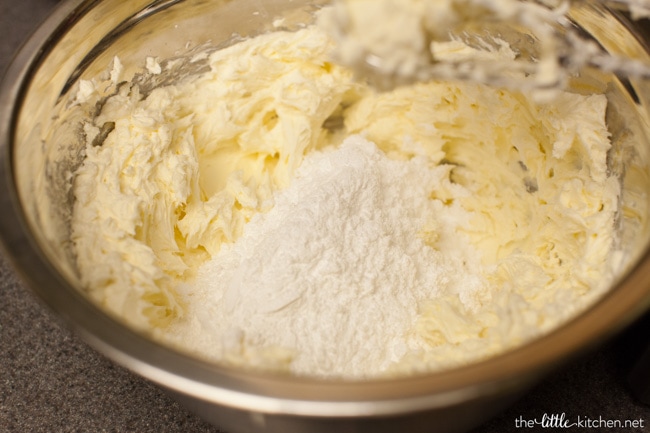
[1,1,650,432]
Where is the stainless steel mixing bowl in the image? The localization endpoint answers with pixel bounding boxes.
[1,1,650,432]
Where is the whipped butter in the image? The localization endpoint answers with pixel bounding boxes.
[70,19,622,378]
[72,28,358,328]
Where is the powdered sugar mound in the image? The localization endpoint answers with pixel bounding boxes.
[171,135,484,378]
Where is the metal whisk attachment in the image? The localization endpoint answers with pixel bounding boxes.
[318,0,650,95]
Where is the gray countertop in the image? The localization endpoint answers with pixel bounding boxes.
[1,1,650,432]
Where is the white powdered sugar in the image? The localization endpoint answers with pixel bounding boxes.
[170,135,485,378]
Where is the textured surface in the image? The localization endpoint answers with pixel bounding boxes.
[0,1,649,432]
